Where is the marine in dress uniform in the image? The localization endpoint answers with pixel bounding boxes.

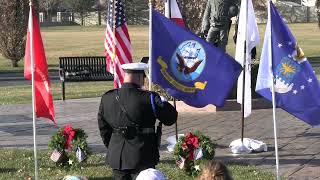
[98,62,178,180]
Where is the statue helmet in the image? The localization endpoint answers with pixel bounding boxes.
[229,6,239,18]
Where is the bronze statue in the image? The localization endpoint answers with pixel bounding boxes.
[201,0,239,52]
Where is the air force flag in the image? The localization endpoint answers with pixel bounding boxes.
[152,10,242,107]
[256,1,320,126]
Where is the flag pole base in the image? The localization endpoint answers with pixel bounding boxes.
[229,138,268,155]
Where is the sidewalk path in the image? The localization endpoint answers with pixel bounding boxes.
[0,72,59,86]
[0,98,319,179]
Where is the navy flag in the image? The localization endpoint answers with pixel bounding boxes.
[152,10,242,107]
[256,1,320,126]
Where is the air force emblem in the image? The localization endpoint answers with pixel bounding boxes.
[274,44,306,94]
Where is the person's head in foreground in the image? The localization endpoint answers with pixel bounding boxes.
[121,62,148,88]
[136,168,166,180]
[63,176,87,180]
[198,160,233,180]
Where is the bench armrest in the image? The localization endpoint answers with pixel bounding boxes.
[59,68,65,81]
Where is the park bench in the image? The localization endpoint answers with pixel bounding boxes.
[308,56,320,65]
[59,56,114,100]
[309,56,320,74]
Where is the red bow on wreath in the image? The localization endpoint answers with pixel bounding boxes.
[183,132,199,161]
[63,124,75,150]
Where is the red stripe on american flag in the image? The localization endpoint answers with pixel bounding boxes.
[104,1,133,88]
[119,25,133,53]
[113,61,124,88]
[104,26,115,73]
[105,28,115,54]
[115,26,132,62]
[121,25,131,42]
[115,30,132,63]
[115,64,124,82]
[114,49,125,65]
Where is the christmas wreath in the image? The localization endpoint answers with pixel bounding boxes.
[173,130,215,177]
[48,124,89,167]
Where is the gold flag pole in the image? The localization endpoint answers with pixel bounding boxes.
[148,0,153,91]
[111,0,117,87]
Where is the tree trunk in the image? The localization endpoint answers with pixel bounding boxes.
[81,13,84,26]
[46,10,49,22]
[11,60,18,67]
[98,11,101,26]
[317,0,320,28]
[306,7,310,23]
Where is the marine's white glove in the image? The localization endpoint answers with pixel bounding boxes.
[160,96,167,102]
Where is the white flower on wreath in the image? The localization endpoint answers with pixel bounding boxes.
[194,165,201,171]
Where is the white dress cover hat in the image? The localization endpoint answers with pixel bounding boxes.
[136,168,166,180]
[121,62,148,72]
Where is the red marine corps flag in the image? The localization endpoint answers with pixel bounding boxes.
[24,6,56,123]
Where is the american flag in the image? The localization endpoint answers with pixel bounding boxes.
[104,0,133,88]
[50,150,62,162]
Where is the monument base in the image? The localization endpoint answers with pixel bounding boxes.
[169,101,216,113]
[217,98,272,111]
[169,98,272,113]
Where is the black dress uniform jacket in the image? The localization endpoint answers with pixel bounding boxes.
[98,83,178,170]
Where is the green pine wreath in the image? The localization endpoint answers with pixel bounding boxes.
[173,130,215,177]
[48,124,90,167]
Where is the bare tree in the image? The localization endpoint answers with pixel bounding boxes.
[125,0,148,25]
[93,0,108,26]
[39,0,62,21]
[154,0,206,33]
[154,0,266,33]
[316,0,320,28]
[0,0,38,67]
[253,0,267,11]
[64,0,94,26]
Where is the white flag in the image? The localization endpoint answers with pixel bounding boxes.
[235,0,260,118]
[255,3,272,94]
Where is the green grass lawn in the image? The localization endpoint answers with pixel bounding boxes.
[0,23,319,72]
[0,23,319,104]
[0,25,149,72]
[0,149,276,180]
[0,81,114,105]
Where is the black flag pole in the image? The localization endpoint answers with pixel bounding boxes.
[174,99,178,140]
[241,40,246,143]
[240,0,249,143]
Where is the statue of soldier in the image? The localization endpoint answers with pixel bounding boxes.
[201,0,239,52]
